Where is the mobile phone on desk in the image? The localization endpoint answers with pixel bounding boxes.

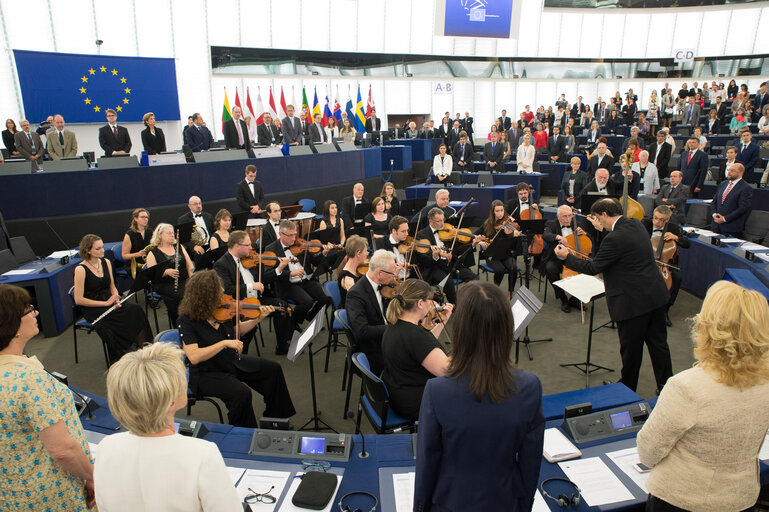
[633,462,652,473]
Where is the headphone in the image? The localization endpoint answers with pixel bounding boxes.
[337,491,378,512]
[540,478,581,508]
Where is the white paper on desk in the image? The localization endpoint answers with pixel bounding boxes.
[543,428,580,461]
[719,237,744,244]
[227,466,246,486]
[755,253,769,263]
[448,201,463,206]
[701,199,713,203]
[392,471,415,512]
[247,218,268,227]
[759,431,769,461]
[278,472,342,512]
[2,268,35,276]
[532,490,550,512]
[558,457,634,506]
[742,242,769,251]
[47,249,77,259]
[236,469,291,510]
[687,228,718,237]
[605,447,650,494]
[553,274,605,304]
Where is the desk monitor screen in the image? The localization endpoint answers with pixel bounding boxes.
[300,436,326,455]
[610,411,633,431]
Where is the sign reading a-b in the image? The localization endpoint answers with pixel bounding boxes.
[674,49,695,63]
[434,82,453,94]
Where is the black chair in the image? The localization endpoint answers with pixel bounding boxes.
[743,210,769,243]
[351,352,416,434]
[68,286,111,368]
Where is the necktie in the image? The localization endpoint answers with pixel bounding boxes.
[722,181,734,203]
[113,125,118,139]
[743,144,747,152]
[236,120,244,146]
[59,131,64,146]
[492,143,495,153]
[461,144,465,158]
[687,151,693,165]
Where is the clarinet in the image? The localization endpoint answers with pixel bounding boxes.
[174,229,180,293]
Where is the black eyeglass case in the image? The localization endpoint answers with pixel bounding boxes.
[291,471,338,510]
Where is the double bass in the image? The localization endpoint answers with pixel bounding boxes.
[560,212,592,279]
[651,223,678,292]
[519,186,544,255]
[620,149,644,220]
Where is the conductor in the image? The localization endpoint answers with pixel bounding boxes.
[554,198,673,393]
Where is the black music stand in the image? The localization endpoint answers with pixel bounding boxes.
[483,235,517,292]
[130,259,173,294]
[510,286,543,364]
[196,246,227,270]
[233,211,250,231]
[514,218,551,359]
[310,227,339,245]
[174,221,194,246]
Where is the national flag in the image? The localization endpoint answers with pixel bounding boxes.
[234,87,242,111]
[354,85,366,132]
[255,89,265,125]
[345,86,354,125]
[279,87,288,118]
[323,95,333,127]
[301,87,312,124]
[312,87,322,124]
[268,88,278,118]
[333,87,342,122]
[245,87,256,120]
[366,85,375,118]
[222,87,232,130]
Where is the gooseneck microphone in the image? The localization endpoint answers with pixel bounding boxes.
[346,410,369,459]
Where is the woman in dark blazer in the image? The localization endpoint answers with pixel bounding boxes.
[2,118,19,156]
[561,156,590,209]
[415,281,545,512]
[606,110,621,134]
[140,112,166,155]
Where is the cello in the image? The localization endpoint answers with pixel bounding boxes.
[620,149,645,220]
[560,212,592,279]
[519,185,543,254]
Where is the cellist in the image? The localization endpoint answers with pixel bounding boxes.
[541,206,589,313]
[505,182,540,222]
[641,205,689,327]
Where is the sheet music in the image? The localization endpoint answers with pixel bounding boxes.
[553,273,605,304]
[392,471,415,512]
[235,469,291,510]
[278,472,341,512]
[558,457,634,506]
[511,299,528,333]
[606,447,650,494]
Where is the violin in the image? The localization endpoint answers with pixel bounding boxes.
[398,236,437,255]
[494,217,520,234]
[520,186,544,255]
[419,306,450,331]
[240,250,298,268]
[379,281,400,299]
[356,258,370,276]
[436,224,474,244]
[288,238,342,256]
[651,225,678,292]
[214,294,292,322]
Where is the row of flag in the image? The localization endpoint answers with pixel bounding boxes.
[221,84,375,132]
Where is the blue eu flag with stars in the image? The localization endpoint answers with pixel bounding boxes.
[13,50,181,123]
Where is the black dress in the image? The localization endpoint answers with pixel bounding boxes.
[2,129,16,155]
[178,315,296,427]
[149,246,188,324]
[475,224,518,290]
[79,259,152,363]
[382,196,400,216]
[125,229,151,268]
[381,320,446,420]
[210,232,228,249]
[317,218,344,277]
[363,213,391,240]
[337,269,359,305]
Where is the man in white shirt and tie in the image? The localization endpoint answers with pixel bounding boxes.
[310,113,327,144]
[14,120,44,170]
[223,106,251,151]
[342,183,368,231]
[262,202,283,246]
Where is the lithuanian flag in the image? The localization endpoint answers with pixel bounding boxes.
[222,87,232,132]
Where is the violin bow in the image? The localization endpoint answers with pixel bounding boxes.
[449,211,466,253]
[258,229,263,286]
[406,210,422,270]
[234,257,241,345]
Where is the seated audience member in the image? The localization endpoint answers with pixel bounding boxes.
[145,223,194,325]
[432,143,454,184]
[95,343,242,511]
[415,281,545,511]
[140,112,166,155]
[562,125,576,154]
[406,121,419,139]
[98,108,132,156]
[338,235,368,304]
[0,284,95,510]
[622,126,646,153]
[381,279,453,420]
[74,234,153,362]
[637,281,769,512]
[345,249,397,375]
[562,156,590,209]
[178,270,295,427]
[711,162,753,238]
[46,114,78,160]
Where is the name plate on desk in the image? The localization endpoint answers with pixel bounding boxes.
[148,152,187,166]
[562,402,650,444]
[249,429,352,462]
[253,147,284,159]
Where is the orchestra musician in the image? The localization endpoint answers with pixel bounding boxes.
[261,202,283,247]
[418,188,456,220]
[177,196,214,265]
[541,206,588,313]
[316,200,346,277]
[381,279,453,420]
[505,182,539,221]
[642,205,690,327]
[554,198,673,393]
[475,200,521,292]
[177,270,295,428]
[381,216,412,280]
[337,235,368,304]
[145,223,194,326]
[121,208,151,271]
[380,181,400,216]
[73,234,152,363]
[235,165,265,219]
[208,209,232,251]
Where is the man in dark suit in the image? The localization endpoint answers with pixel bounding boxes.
[264,220,332,326]
[447,121,462,149]
[260,202,283,248]
[555,198,673,393]
[257,112,281,146]
[621,127,646,152]
[185,113,215,152]
[214,230,294,354]
[452,132,474,174]
[436,116,450,144]
[483,131,504,172]
[222,106,252,151]
[753,81,769,122]
[463,111,474,141]
[682,97,701,127]
[715,146,738,184]
[679,137,708,195]
[541,206,588,313]
[546,126,566,164]
[570,96,586,118]
[586,141,615,179]
[345,249,396,375]
[98,109,132,156]
[654,171,690,226]
[711,163,753,238]
[14,120,44,170]
[177,195,215,262]
[736,128,760,180]
[281,105,303,145]
[647,131,672,179]
[309,113,328,144]
[299,112,310,144]
[341,183,369,234]
[417,189,457,220]
[505,182,540,221]
[365,109,382,133]
[713,96,727,121]
[235,164,265,218]
[498,110,512,131]
[642,205,690,326]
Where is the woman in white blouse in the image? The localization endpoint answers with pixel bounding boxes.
[95,343,242,511]
[516,133,535,173]
[326,117,340,139]
[637,281,769,512]
[432,143,454,184]
[757,106,769,135]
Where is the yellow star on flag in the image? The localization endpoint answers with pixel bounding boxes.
[100,66,106,72]
[116,106,123,112]
[123,98,130,104]
[94,106,101,112]
[81,76,88,83]
[120,77,127,84]
[79,87,86,94]
[111,69,118,75]
[124,88,131,94]
[88,68,96,75]
[84,98,91,104]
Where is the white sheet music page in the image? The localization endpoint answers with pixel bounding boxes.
[605,447,650,493]
[553,273,605,304]
[759,430,769,461]
[392,471,415,512]
[558,457,634,506]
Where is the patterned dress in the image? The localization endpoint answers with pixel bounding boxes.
[0,354,92,510]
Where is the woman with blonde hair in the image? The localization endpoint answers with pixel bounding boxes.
[145,223,195,324]
[95,342,242,511]
[381,279,453,420]
[637,281,769,512]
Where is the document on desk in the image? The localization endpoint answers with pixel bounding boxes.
[236,469,291,510]
[392,471,415,512]
[558,457,634,506]
[719,237,744,244]
[2,268,36,276]
[226,466,246,486]
[48,249,77,259]
[606,447,650,494]
[542,428,581,462]
[278,472,342,512]
[759,431,769,461]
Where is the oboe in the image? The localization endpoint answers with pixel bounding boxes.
[174,229,180,292]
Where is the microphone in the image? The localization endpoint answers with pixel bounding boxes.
[44,220,73,265]
[48,371,97,420]
[346,410,369,459]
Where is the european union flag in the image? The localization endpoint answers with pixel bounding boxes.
[13,50,181,123]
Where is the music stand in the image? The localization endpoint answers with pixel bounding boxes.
[130,259,173,294]
[287,307,335,432]
[280,205,303,219]
[353,203,370,223]
[174,221,194,246]
[554,273,614,388]
[400,198,428,218]
[483,236,517,293]
[233,211,250,231]
[310,228,340,245]
[196,246,228,270]
[510,286,543,363]
[514,218,551,359]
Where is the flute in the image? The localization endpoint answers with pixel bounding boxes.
[88,292,136,332]
[174,229,180,293]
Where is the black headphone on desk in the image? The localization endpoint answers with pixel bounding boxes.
[540,477,582,508]
[338,491,378,512]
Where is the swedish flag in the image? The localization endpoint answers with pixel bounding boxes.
[354,85,366,132]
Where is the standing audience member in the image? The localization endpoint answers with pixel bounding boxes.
[46,115,78,159]
[13,120,44,170]
[98,109,132,156]
[2,119,19,156]
[711,162,753,238]
[140,112,166,155]
[185,113,215,152]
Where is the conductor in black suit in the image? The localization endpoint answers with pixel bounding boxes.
[98,109,132,156]
[140,112,166,155]
[177,195,215,260]
[235,164,265,218]
[223,106,252,151]
[555,198,673,393]
[345,249,397,375]
[257,113,281,146]
[484,131,504,172]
